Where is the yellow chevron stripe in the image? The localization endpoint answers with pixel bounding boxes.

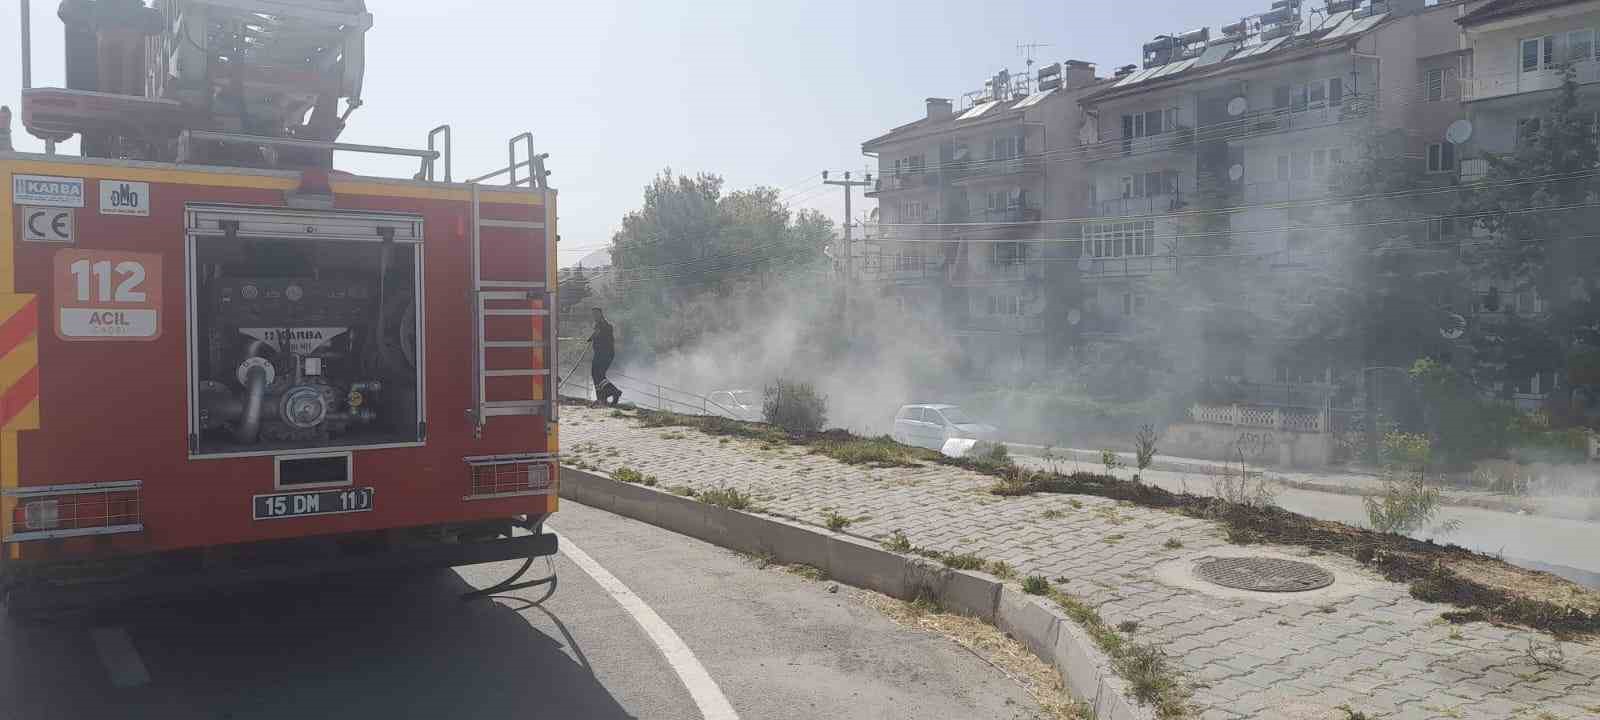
[0,338,38,391]
[2,398,39,434]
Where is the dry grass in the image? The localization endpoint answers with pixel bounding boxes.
[855,590,1091,720]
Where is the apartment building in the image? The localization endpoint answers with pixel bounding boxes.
[1075,0,1464,393]
[1455,0,1600,406]
[859,61,1104,374]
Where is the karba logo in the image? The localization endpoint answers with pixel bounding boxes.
[108,183,141,209]
[268,329,327,342]
[20,179,82,198]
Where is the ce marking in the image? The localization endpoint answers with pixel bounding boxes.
[22,206,75,243]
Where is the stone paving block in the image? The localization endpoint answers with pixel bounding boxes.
[564,406,1600,720]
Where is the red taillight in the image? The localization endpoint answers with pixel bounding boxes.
[464,454,556,500]
[5,481,143,541]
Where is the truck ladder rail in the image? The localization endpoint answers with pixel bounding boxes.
[176,130,440,175]
[465,134,557,437]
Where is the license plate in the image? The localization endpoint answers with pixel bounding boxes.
[253,487,374,521]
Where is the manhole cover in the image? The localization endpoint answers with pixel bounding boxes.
[1195,557,1334,593]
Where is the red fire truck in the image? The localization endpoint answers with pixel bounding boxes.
[1,0,560,610]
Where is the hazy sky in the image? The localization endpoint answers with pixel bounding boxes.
[1,0,1265,266]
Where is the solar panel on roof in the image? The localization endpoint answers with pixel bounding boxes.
[1317,9,1355,31]
[957,100,1000,121]
[1013,87,1057,108]
[1152,58,1197,80]
[1323,12,1385,40]
[1195,42,1235,67]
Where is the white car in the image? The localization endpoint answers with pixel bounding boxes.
[892,404,999,450]
[705,389,760,421]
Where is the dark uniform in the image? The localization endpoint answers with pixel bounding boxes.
[590,316,620,404]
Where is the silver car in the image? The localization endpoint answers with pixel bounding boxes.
[705,389,760,421]
[891,404,998,450]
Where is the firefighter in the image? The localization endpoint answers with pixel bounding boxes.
[588,307,621,406]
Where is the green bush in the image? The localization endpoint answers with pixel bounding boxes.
[762,379,828,435]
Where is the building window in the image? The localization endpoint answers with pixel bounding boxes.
[1119,171,1179,198]
[1522,35,1555,73]
[1274,78,1343,112]
[989,135,1023,160]
[1517,116,1542,145]
[900,201,925,222]
[1427,142,1456,172]
[1121,108,1179,139]
[1426,68,1445,101]
[1572,29,1597,62]
[1427,217,1458,244]
[993,242,1028,266]
[1121,293,1146,316]
[1087,220,1155,258]
[1277,154,1291,181]
[987,295,1022,316]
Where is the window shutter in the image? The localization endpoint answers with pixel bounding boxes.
[1329,77,1343,106]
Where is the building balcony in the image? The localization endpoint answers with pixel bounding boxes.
[1080,253,1171,279]
[1096,193,1183,218]
[1241,178,1338,204]
[956,314,1045,335]
[1084,127,1195,162]
[947,260,1046,287]
[947,156,1044,184]
[1229,103,1359,142]
[866,172,935,197]
[860,257,948,285]
[1462,62,1600,102]
[1459,157,1490,183]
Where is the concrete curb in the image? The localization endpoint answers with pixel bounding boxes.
[560,465,1157,720]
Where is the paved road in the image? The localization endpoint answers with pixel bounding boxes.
[0,501,1042,720]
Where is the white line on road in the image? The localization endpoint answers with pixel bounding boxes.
[552,530,740,720]
[90,627,150,689]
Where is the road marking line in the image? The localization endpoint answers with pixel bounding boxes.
[90,627,150,689]
[552,531,739,720]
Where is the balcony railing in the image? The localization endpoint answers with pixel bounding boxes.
[1220,103,1361,145]
[1085,127,1195,162]
[1459,157,1489,183]
[1080,253,1170,278]
[1242,178,1337,204]
[867,172,932,196]
[948,155,1043,183]
[948,259,1046,286]
[1096,193,1183,218]
[959,315,1046,334]
[1462,62,1600,102]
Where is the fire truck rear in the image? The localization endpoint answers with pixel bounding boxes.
[1,0,560,610]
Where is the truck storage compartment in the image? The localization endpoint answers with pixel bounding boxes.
[188,206,424,456]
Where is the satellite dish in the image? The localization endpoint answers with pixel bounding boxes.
[1228,163,1245,182]
[1068,308,1082,326]
[1227,96,1248,117]
[1439,313,1467,340]
[1446,119,1473,145]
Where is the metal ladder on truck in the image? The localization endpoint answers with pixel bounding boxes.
[464,133,556,438]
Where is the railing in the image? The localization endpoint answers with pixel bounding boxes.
[959,315,1045,334]
[1085,127,1195,162]
[948,156,1043,182]
[1080,254,1170,278]
[869,173,931,195]
[1097,193,1182,218]
[1462,62,1600,102]
[1231,104,1353,138]
[1459,157,1489,183]
[1242,178,1336,204]
[1188,403,1328,433]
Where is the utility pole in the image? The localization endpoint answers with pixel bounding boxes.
[823,169,871,337]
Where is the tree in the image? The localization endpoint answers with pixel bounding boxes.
[1458,67,1600,408]
[1293,128,1465,383]
[601,169,834,359]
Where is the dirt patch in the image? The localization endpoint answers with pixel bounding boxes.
[855,590,1090,720]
